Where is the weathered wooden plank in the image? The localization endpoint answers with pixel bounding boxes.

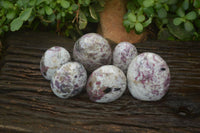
[0,31,200,133]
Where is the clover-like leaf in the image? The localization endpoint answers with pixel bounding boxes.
[176,8,185,17]
[143,7,154,17]
[20,8,33,21]
[194,0,200,8]
[182,0,189,10]
[167,19,193,40]
[173,17,183,26]
[6,10,16,20]
[137,14,145,22]
[185,11,197,20]
[157,8,167,18]
[45,6,53,15]
[10,17,23,31]
[143,0,154,8]
[128,12,136,22]
[135,22,143,32]
[1,1,13,9]
[184,21,194,32]
[60,0,70,9]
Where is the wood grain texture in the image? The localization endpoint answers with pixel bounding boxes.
[0,31,200,133]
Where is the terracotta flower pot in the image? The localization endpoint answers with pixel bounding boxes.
[98,0,147,45]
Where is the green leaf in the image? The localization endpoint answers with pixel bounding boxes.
[185,11,197,20]
[29,0,36,6]
[184,21,194,32]
[163,4,169,11]
[78,0,82,4]
[28,15,35,22]
[128,12,136,22]
[135,22,143,32]
[155,3,162,9]
[143,17,152,27]
[143,7,154,17]
[57,13,61,20]
[123,20,130,27]
[167,19,193,40]
[182,0,189,10]
[127,1,136,10]
[137,14,145,22]
[123,20,131,32]
[36,0,46,5]
[89,6,98,21]
[1,1,13,9]
[173,17,183,25]
[130,23,135,28]
[47,14,56,22]
[61,12,65,17]
[38,8,45,15]
[194,0,200,8]
[10,17,23,31]
[79,11,87,29]
[6,10,16,20]
[60,0,70,9]
[157,8,167,18]
[143,0,154,7]
[45,6,53,15]
[176,8,185,17]
[137,0,143,6]
[80,0,90,6]
[0,16,6,26]
[158,28,174,40]
[20,8,33,21]
[71,4,78,11]
[85,0,90,5]
[16,0,23,7]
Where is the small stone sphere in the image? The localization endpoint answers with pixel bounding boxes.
[40,46,71,80]
[127,52,170,101]
[86,65,127,103]
[51,62,87,99]
[113,42,137,73]
[73,33,112,72]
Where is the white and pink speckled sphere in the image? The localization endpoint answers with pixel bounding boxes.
[127,52,170,101]
[73,33,112,72]
[51,62,87,99]
[40,46,71,80]
[113,42,137,73]
[86,65,127,103]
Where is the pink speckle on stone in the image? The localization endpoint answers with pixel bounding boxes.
[113,42,137,73]
[152,89,159,96]
[51,62,87,99]
[127,52,170,101]
[86,65,127,103]
[96,81,101,85]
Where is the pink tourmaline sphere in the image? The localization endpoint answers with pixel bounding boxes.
[127,52,170,101]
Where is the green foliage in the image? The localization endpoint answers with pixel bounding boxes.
[124,0,200,40]
[0,0,104,39]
